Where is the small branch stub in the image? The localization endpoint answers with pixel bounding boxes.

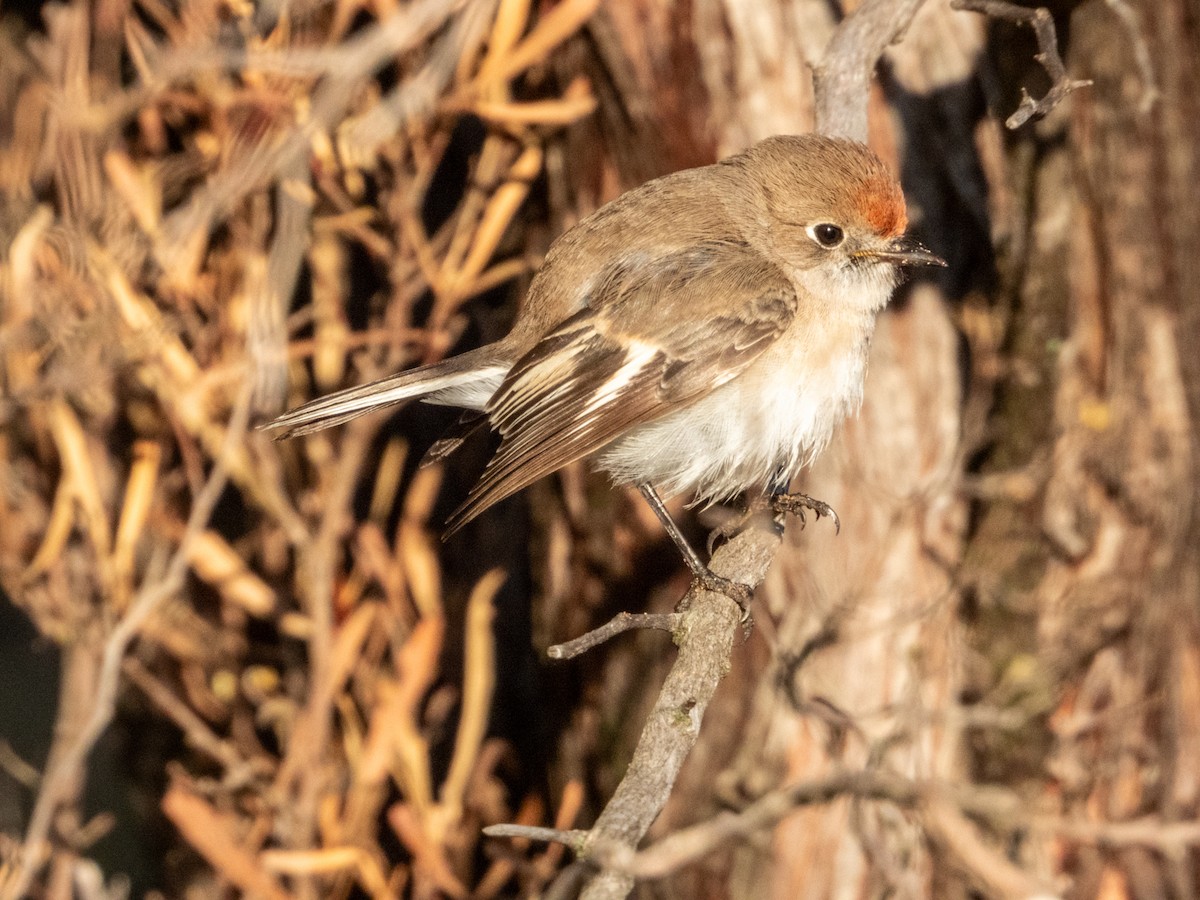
[952,0,1092,128]
[547,612,681,660]
[482,824,589,851]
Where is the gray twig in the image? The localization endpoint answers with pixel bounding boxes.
[952,0,1093,128]
[482,825,589,850]
[576,526,779,900]
[547,612,681,660]
[596,770,1056,897]
[603,770,921,879]
[813,0,931,141]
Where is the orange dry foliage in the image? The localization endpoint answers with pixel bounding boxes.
[0,0,610,895]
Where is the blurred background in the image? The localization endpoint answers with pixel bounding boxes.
[0,0,1197,897]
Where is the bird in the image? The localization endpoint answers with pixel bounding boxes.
[262,134,945,599]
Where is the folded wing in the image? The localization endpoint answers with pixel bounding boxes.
[445,240,797,531]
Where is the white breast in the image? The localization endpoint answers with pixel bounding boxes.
[597,304,876,504]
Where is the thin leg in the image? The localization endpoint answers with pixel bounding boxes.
[638,484,709,577]
[638,484,753,610]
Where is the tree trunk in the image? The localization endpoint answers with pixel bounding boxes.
[580,0,1200,895]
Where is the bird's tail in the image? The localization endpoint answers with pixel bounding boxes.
[260,345,510,439]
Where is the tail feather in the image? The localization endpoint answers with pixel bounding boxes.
[260,346,509,439]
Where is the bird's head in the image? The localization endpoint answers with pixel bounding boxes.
[733,135,946,309]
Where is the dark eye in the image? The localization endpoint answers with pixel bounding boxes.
[809,223,845,248]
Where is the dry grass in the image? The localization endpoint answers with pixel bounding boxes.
[0,0,615,895]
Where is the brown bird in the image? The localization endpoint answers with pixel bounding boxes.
[263,135,945,597]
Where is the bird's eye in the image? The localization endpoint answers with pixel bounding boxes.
[807,223,845,248]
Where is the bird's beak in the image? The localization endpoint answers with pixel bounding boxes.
[854,236,947,268]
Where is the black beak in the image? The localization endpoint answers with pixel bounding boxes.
[855,236,947,268]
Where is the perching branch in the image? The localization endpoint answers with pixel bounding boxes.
[814,0,931,141]
[483,514,785,900]
[574,526,781,900]
[952,0,1092,128]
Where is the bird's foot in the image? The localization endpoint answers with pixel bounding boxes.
[677,570,754,630]
[637,484,755,623]
[770,492,840,534]
[695,570,754,610]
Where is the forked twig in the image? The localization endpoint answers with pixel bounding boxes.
[814,0,931,140]
[952,0,1092,128]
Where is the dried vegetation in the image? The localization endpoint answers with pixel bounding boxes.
[0,0,621,895]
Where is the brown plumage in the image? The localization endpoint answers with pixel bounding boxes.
[262,135,945,533]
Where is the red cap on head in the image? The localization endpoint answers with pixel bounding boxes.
[856,173,908,238]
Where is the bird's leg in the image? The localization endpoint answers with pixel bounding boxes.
[638,484,753,611]
[769,490,841,534]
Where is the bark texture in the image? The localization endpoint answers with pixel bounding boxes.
[579,0,1200,896]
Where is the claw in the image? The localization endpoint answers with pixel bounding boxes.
[676,573,748,624]
[704,497,771,555]
[679,573,755,629]
[771,493,841,535]
[706,531,720,557]
[706,511,751,555]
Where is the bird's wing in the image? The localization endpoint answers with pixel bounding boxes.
[445,240,797,531]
